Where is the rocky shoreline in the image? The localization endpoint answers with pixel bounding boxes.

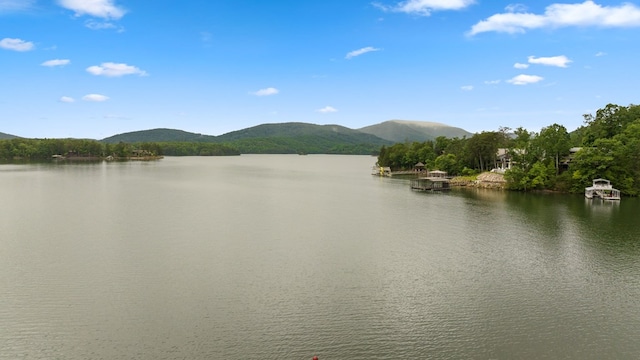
[451,172,506,190]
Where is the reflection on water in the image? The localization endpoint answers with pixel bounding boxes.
[1,156,640,359]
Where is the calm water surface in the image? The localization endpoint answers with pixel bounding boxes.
[1,155,639,359]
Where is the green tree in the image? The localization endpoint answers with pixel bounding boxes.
[582,103,640,146]
[504,166,531,191]
[570,136,627,192]
[570,104,640,196]
[535,123,571,175]
[433,136,451,156]
[529,162,554,189]
[509,127,537,172]
[434,153,459,175]
[12,141,37,159]
[466,131,503,172]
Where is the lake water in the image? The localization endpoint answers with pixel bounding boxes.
[1,155,640,359]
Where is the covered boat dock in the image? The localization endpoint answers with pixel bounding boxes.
[410,170,451,192]
[585,178,621,200]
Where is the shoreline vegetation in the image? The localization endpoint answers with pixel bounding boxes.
[374,103,640,197]
[0,138,240,162]
[2,103,638,196]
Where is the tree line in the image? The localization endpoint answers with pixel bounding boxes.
[0,135,376,159]
[376,129,511,176]
[376,103,640,196]
[0,138,240,160]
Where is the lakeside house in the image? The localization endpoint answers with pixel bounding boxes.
[560,147,582,172]
[494,148,525,173]
[493,147,582,173]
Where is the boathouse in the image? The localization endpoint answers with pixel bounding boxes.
[410,170,450,191]
[585,178,621,200]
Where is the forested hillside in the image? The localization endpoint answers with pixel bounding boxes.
[102,128,217,143]
[100,122,392,155]
[215,122,362,140]
[216,123,390,154]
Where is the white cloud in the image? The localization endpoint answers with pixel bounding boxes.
[251,87,279,96]
[317,106,338,113]
[373,0,476,16]
[57,0,126,20]
[505,3,528,13]
[468,1,640,35]
[528,55,572,67]
[0,37,34,51]
[484,80,501,85]
[84,19,122,31]
[82,94,109,102]
[461,85,474,91]
[59,96,75,103]
[595,51,607,56]
[41,59,71,67]
[346,46,381,59]
[507,74,544,85]
[514,62,530,69]
[86,62,147,77]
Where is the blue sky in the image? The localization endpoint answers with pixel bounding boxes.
[2,0,640,139]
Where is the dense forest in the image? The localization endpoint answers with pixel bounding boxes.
[0,123,385,158]
[0,137,375,159]
[0,138,240,160]
[376,103,640,196]
[227,137,382,154]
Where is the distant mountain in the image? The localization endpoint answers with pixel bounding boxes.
[0,132,19,140]
[216,122,386,143]
[215,122,392,154]
[99,123,392,155]
[358,120,472,143]
[95,120,471,154]
[101,128,217,143]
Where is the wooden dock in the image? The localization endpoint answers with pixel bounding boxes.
[371,166,428,177]
[410,177,451,191]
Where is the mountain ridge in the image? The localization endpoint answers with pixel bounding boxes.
[99,120,471,144]
[0,132,19,140]
[358,120,472,143]
[3,120,472,155]
[1,121,474,155]
[101,128,217,143]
